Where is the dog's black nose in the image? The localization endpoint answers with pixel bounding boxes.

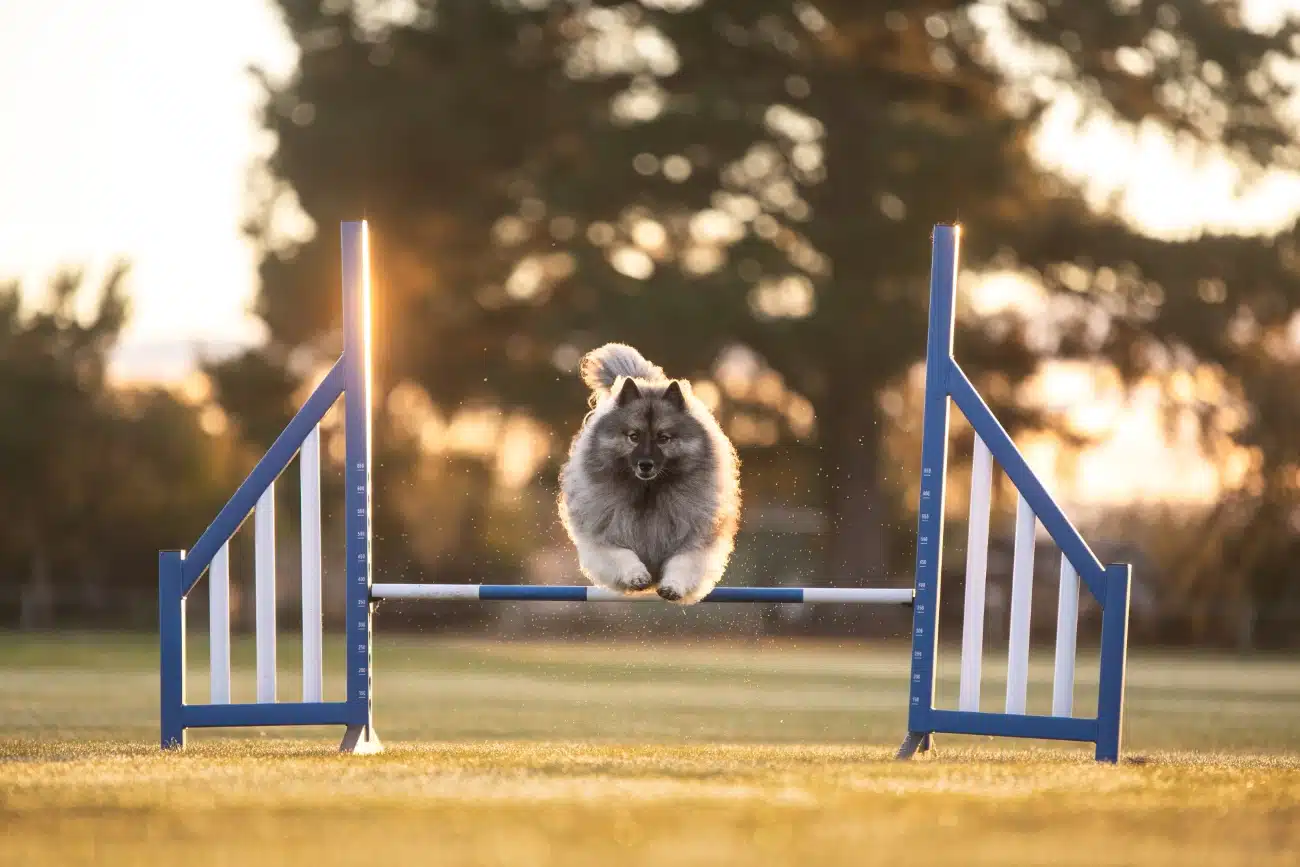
[637,460,655,474]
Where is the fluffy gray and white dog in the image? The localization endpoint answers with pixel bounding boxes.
[558,344,741,604]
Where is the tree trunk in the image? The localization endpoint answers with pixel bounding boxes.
[817,394,889,588]
[1235,593,1257,652]
[19,547,54,631]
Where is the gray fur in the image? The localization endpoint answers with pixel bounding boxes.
[580,343,665,392]
[559,344,741,604]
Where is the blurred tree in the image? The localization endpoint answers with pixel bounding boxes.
[243,0,1300,592]
[1141,341,1300,648]
[0,269,241,627]
[87,386,246,623]
[0,267,128,625]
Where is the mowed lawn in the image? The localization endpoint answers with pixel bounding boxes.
[2,631,1299,866]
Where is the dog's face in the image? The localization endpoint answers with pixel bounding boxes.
[588,378,708,482]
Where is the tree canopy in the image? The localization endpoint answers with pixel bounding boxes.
[238,0,1300,597]
[0,267,241,626]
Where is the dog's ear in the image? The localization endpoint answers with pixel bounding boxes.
[662,380,686,411]
[615,376,642,406]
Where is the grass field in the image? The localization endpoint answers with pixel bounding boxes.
[2,631,1299,865]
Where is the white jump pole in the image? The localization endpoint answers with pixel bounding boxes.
[1052,556,1080,717]
[371,584,915,603]
[958,436,993,713]
[1005,492,1035,715]
[300,426,324,703]
[209,542,231,704]
[255,482,277,703]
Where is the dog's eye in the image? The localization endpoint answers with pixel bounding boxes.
[656,432,673,444]
[626,431,640,443]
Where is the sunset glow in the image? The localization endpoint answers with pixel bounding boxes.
[1,0,1298,506]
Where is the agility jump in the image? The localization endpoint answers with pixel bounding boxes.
[159,221,1131,761]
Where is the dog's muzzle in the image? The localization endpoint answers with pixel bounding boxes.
[635,460,659,481]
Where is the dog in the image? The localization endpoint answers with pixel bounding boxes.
[557,344,741,604]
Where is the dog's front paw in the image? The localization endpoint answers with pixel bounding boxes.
[659,549,724,605]
[577,544,653,594]
[657,569,707,604]
[613,560,654,593]
[656,584,682,602]
[595,547,653,593]
[657,578,711,605]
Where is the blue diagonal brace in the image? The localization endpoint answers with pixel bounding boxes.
[947,360,1107,603]
[181,358,346,596]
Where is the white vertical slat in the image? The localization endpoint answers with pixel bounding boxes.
[209,542,231,704]
[958,436,994,712]
[1051,556,1080,717]
[255,482,277,703]
[1005,493,1035,715]
[300,426,324,703]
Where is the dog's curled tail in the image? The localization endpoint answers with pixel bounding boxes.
[580,343,665,392]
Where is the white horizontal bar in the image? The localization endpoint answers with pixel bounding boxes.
[384,583,480,600]
[959,435,993,713]
[799,587,914,604]
[371,584,914,604]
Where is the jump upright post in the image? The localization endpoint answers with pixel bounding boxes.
[159,220,1131,761]
[898,224,1131,763]
[160,221,379,753]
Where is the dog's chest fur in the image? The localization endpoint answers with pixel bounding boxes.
[564,449,719,575]
[605,480,710,570]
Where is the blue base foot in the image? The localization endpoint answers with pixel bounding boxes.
[340,724,383,754]
[896,731,934,759]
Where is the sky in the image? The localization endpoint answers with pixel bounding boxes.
[0,0,296,379]
[0,0,1298,505]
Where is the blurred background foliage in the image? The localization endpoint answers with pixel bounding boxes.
[5,0,1300,648]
